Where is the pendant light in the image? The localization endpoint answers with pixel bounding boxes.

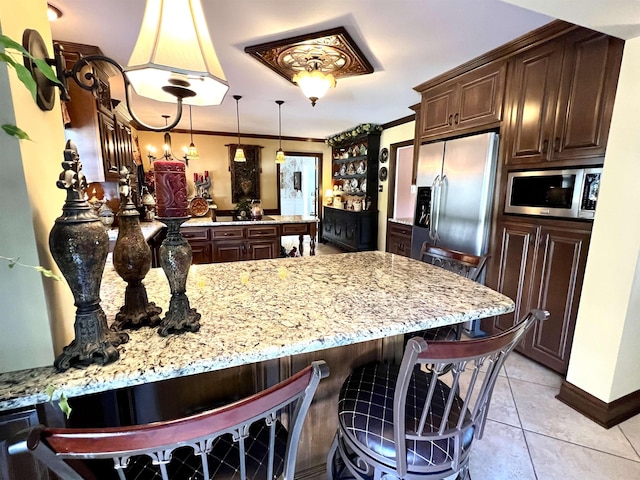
[184,105,199,163]
[233,95,246,162]
[275,100,285,164]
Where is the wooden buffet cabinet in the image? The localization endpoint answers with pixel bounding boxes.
[412,21,624,374]
[386,220,413,258]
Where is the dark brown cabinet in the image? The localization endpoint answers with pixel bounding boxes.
[56,40,136,183]
[386,221,412,257]
[323,207,377,252]
[505,30,623,167]
[418,61,506,140]
[485,219,591,374]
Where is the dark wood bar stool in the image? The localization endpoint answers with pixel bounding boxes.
[417,243,489,342]
[327,310,548,480]
[9,361,329,480]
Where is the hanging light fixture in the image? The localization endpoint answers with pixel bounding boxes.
[233,95,246,162]
[23,0,229,131]
[275,100,286,164]
[292,59,336,107]
[183,105,200,164]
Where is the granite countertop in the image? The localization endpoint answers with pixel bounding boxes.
[389,218,414,226]
[0,251,513,412]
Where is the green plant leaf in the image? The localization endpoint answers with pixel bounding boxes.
[45,384,56,401]
[33,58,61,85]
[58,394,72,419]
[0,34,28,55]
[34,266,61,281]
[13,62,37,102]
[1,124,32,140]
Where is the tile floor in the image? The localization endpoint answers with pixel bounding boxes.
[289,236,640,478]
[468,351,640,480]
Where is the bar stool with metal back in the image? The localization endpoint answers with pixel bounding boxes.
[327,310,548,480]
[417,242,489,343]
[9,361,329,480]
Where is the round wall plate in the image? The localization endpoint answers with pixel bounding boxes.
[379,166,388,182]
[379,148,389,163]
[22,29,55,111]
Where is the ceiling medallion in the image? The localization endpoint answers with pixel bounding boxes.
[245,27,373,96]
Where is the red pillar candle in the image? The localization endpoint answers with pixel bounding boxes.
[154,160,189,218]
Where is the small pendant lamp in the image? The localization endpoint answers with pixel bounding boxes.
[185,105,199,162]
[275,100,285,164]
[233,95,246,162]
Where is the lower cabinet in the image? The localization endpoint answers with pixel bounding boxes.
[485,218,591,374]
[323,207,377,251]
[386,221,413,257]
[211,225,279,263]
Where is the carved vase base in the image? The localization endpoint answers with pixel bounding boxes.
[54,308,129,371]
[158,292,201,337]
[111,282,162,331]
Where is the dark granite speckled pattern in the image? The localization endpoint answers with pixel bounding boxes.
[0,251,513,412]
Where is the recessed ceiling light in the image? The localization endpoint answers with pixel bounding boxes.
[47,4,63,22]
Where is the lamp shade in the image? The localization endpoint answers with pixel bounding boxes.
[125,0,229,106]
[275,148,285,164]
[292,69,336,106]
[234,147,246,162]
[185,143,200,161]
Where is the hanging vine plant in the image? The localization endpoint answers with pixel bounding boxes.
[325,123,383,147]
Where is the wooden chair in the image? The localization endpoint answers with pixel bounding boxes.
[327,310,548,480]
[418,243,489,342]
[9,361,329,480]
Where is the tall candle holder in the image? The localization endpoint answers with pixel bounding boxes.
[50,141,128,371]
[156,216,201,336]
[111,167,162,331]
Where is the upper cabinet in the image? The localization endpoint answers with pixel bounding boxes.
[505,30,624,167]
[418,61,506,140]
[56,41,136,184]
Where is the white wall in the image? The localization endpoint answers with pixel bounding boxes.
[0,0,72,372]
[378,122,416,250]
[567,36,640,402]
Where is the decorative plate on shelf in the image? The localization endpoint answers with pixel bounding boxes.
[379,166,388,182]
[189,197,209,217]
[350,178,359,190]
[360,178,366,192]
[347,162,356,175]
[379,148,389,163]
[339,164,346,176]
[356,161,366,174]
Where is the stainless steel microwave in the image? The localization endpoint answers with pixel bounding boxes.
[505,167,602,219]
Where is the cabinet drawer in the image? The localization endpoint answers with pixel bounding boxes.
[246,225,279,239]
[387,222,412,237]
[212,227,244,239]
[181,227,211,241]
[282,223,309,235]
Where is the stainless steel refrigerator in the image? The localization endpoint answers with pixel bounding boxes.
[410,132,499,336]
[410,132,499,260]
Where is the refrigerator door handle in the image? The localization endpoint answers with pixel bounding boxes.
[429,175,440,242]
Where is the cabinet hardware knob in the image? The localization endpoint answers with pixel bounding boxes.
[554,137,560,152]
[454,113,459,125]
[448,115,453,126]
[542,139,549,155]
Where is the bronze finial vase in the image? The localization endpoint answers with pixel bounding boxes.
[110,167,162,331]
[50,141,128,371]
[156,217,201,336]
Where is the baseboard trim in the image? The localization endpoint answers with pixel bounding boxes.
[556,380,640,428]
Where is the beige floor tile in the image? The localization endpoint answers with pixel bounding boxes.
[468,420,536,480]
[504,352,563,388]
[620,414,640,455]
[525,430,640,480]
[510,378,640,460]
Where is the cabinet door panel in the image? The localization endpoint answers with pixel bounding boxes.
[190,242,213,265]
[487,222,538,333]
[98,112,120,178]
[457,62,506,129]
[507,42,562,164]
[420,82,458,137]
[248,239,279,260]
[527,227,590,373]
[553,31,623,161]
[213,242,244,263]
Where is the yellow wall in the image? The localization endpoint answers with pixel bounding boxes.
[567,36,640,402]
[378,122,416,250]
[0,0,74,372]
[137,130,331,211]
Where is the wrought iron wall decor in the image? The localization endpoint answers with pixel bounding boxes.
[293,171,302,191]
[229,144,262,203]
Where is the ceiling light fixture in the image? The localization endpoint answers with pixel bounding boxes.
[275,100,285,164]
[245,27,373,107]
[183,105,199,165]
[47,4,62,21]
[233,95,246,162]
[23,0,228,131]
